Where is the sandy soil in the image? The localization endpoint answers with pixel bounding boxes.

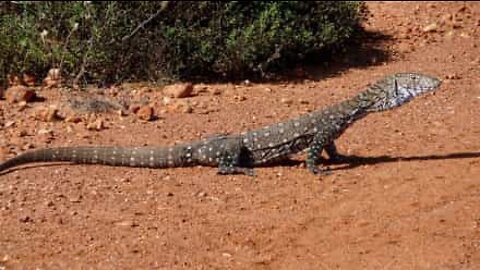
[1,2,479,269]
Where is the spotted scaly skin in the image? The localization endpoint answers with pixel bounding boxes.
[0,73,441,175]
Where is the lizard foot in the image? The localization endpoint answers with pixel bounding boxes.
[307,164,332,176]
[218,166,255,176]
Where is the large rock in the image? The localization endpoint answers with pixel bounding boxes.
[34,106,63,122]
[167,100,193,114]
[4,85,37,103]
[163,83,194,98]
[136,105,155,121]
[43,68,62,88]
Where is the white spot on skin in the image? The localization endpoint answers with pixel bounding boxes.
[264,132,270,137]
[169,148,173,152]
[283,138,288,143]
[294,133,300,137]
[216,152,221,156]
[294,122,300,127]
[313,127,318,132]
[209,147,213,152]
[279,128,284,134]
[243,138,249,143]
[268,143,274,147]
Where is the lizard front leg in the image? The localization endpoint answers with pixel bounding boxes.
[306,133,333,175]
[324,142,351,164]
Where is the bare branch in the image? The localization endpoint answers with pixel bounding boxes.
[121,1,169,42]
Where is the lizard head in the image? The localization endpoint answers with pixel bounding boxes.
[365,73,442,112]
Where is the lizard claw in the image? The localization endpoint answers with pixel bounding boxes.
[308,165,332,176]
[244,168,256,177]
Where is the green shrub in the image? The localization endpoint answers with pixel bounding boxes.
[0,1,366,86]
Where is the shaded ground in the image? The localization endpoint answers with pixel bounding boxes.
[1,2,479,269]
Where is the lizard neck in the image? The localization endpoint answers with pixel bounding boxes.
[330,94,373,125]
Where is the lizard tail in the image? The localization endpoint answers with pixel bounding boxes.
[0,145,192,173]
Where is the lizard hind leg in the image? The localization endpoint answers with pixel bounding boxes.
[216,139,255,176]
[218,160,255,176]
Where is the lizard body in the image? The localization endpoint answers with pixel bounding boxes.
[0,73,442,175]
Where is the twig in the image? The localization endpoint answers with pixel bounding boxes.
[121,1,169,42]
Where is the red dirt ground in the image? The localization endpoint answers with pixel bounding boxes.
[1,2,479,269]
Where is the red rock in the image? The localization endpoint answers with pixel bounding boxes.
[129,104,141,114]
[136,106,155,121]
[34,107,63,122]
[86,119,105,131]
[167,100,193,113]
[4,86,37,103]
[7,74,22,86]
[65,114,83,123]
[43,68,62,88]
[0,147,9,161]
[23,74,36,87]
[163,83,194,98]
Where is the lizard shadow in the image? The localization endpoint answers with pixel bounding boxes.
[261,151,480,171]
[0,162,85,176]
[2,152,478,176]
[323,151,480,171]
